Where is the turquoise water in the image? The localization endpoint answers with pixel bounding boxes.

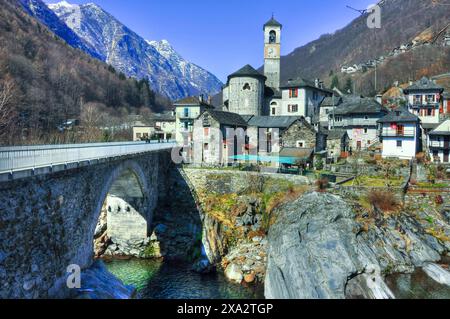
[104,259,264,299]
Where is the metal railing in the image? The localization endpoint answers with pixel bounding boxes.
[0,140,175,173]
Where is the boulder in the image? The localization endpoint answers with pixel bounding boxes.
[265,192,448,299]
[225,263,243,283]
[244,272,256,283]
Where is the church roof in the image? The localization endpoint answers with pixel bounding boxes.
[227,64,266,83]
[404,77,444,93]
[264,17,282,29]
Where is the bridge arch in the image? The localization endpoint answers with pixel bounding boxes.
[91,160,154,257]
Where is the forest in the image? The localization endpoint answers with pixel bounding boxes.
[0,0,171,145]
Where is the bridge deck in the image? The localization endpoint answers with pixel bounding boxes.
[0,141,175,181]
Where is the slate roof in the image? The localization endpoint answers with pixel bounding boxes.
[404,77,444,93]
[204,110,248,127]
[264,17,282,29]
[378,106,420,123]
[333,96,387,115]
[280,78,333,94]
[429,120,450,136]
[325,129,348,140]
[245,116,309,129]
[320,95,343,107]
[174,96,212,107]
[227,64,266,83]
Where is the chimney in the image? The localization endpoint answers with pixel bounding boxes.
[315,79,320,88]
[207,96,212,105]
[199,94,204,103]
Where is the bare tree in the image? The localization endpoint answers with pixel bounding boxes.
[0,78,18,141]
[80,102,105,142]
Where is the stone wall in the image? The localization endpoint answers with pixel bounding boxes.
[183,168,311,195]
[0,150,173,299]
[282,120,317,150]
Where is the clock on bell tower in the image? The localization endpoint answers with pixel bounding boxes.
[263,16,282,90]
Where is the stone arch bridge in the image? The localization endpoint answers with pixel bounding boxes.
[0,142,176,298]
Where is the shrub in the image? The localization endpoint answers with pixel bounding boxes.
[366,190,399,212]
[316,178,329,192]
[435,195,444,206]
[416,152,427,164]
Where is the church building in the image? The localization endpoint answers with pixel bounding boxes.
[221,16,332,122]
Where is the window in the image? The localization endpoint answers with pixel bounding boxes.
[289,88,298,98]
[136,133,142,139]
[288,104,298,113]
[313,91,318,100]
[296,140,305,148]
[364,128,368,134]
[397,140,402,148]
[269,30,276,44]
[243,83,251,90]
[271,108,276,115]
[364,116,369,120]
[426,95,435,103]
[184,122,189,130]
[184,108,189,118]
[413,95,422,105]
[397,125,404,136]
[204,143,209,151]
[427,109,433,116]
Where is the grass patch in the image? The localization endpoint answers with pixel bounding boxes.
[343,175,404,187]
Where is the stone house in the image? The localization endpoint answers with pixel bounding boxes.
[378,106,421,160]
[319,95,343,129]
[192,110,248,166]
[429,120,450,164]
[275,78,333,120]
[404,77,444,134]
[331,95,388,151]
[174,96,213,146]
[325,130,350,162]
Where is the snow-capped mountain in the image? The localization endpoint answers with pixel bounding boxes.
[19,0,102,59]
[45,1,222,100]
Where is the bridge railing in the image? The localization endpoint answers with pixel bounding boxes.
[0,140,175,174]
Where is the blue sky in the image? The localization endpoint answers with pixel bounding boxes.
[45,0,376,82]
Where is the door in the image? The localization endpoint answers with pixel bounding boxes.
[444,136,450,149]
[444,150,449,163]
[356,141,362,150]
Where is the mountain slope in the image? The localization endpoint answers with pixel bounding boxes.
[18,0,102,59]
[277,0,450,94]
[0,0,170,145]
[47,1,223,100]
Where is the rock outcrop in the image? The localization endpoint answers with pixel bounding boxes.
[265,192,449,299]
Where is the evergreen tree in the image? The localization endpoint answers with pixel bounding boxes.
[344,78,353,94]
[331,75,340,90]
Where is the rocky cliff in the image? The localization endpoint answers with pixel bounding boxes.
[265,192,450,299]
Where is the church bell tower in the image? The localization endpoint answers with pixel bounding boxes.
[264,15,282,91]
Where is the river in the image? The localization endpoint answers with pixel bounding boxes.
[104,259,265,299]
